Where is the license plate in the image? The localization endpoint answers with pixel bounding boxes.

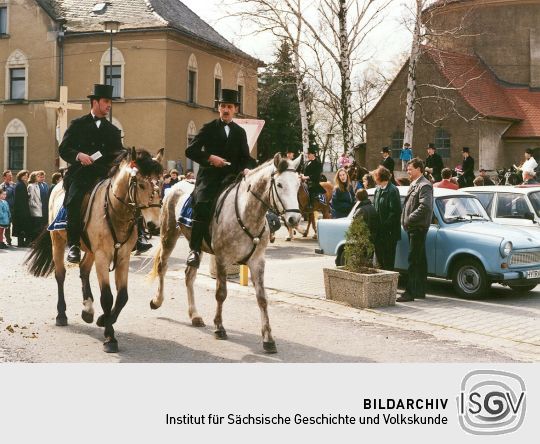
[527,269,540,279]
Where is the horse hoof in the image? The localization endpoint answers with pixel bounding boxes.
[214,329,228,340]
[192,317,205,327]
[286,237,291,242]
[312,235,318,240]
[263,341,277,354]
[150,300,159,310]
[302,233,307,238]
[81,310,94,324]
[96,314,104,327]
[103,339,119,353]
[55,316,68,327]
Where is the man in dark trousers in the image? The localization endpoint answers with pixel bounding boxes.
[59,84,124,263]
[460,147,475,188]
[398,158,433,302]
[380,147,397,185]
[425,143,444,182]
[185,89,256,268]
[301,147,325,209]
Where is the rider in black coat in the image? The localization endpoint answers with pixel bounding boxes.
[301,148,325,207]
[425,143,444,182]
[59,84,124,263]
[380,147,397,185]
[460,147,475,188]
[185,89,256,268]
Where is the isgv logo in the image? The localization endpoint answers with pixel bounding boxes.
[457,370,526,435]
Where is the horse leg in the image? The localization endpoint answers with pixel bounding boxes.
[185,259,205,327]
[110,256,130,326]
[303,214,311,237]
[249,257,276,353]
[52,233,68,326]
[312,211,318,240]
[80,252,95,324]
[150,232,179,310]
[94,252,118,353]
[213,259,228,340]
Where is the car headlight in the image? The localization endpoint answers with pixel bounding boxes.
[501,241,513,257]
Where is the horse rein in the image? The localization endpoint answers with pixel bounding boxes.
[234,168,301,264]
[105,172,160,271]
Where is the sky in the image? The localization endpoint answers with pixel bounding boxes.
[180,0,414,70]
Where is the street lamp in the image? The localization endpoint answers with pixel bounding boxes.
[102,20,121,121]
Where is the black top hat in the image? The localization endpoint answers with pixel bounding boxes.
[381,147,390,154]
[216,89,241,105]
[87,84,114,100]
[307,147,318,155]
[462,146,470,153]
[427,143,435,149]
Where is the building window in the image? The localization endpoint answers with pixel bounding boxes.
[237,85,244,114]
[0,7,7,35]
[8,137,23,170]
[188,70,197,104]
[214,78,222,108]
[104,65,121,98]
[186,121,199,175]
[391,131,404,159]
[434,128,451,159]
[100,47,125,98]
[10,68,25,100]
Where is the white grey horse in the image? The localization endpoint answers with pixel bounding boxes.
[149,153,302,353]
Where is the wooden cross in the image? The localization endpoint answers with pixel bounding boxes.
[45,86,83,168]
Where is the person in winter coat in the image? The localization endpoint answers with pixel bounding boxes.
[0,189,11,248]
[399,143,413,171]
[352,188,379,244]
[12,170,31,247]
[331,168,355,218]
[27,171,44,241]
[373,166,402,271]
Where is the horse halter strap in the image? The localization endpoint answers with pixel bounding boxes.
[234,168,300,265]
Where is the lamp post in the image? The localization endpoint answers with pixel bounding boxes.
[102,20,121,122]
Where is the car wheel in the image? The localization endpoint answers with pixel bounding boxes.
[508,284,537,293]
[452,258,489,298]
[336,247,345,267]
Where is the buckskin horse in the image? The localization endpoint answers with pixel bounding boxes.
[25,148,163,353]
[149,153,302,353]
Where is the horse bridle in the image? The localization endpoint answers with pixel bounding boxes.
[233,168,300,264]
[104,170,161,271]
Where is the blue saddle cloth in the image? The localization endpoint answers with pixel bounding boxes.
[48,206,67,231]
[317,193,327,205]
[177,195,194,228]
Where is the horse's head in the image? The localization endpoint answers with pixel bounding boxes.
[120,147,164,234]
[271,153,302,227]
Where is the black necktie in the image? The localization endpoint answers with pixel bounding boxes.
[93,115,105,123]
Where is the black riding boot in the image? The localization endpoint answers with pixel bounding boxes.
[187,220,206,268]
[66,203,81,263]
[133,217,152,253]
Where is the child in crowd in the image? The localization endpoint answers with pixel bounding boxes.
[0,189,11,248]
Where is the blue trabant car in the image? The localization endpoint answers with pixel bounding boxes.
[316,187,540,297]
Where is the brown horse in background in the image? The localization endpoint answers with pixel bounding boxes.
[286,181,333,240]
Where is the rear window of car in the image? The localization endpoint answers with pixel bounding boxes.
[496,193,530,218]
[529,191,540,217]
[469,192,494,214]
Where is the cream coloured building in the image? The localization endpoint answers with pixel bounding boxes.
[0,0,261,176]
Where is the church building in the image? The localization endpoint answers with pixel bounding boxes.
[364,0,540,171]
[1,0,261,175]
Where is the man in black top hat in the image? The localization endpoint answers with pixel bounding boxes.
[59,84,124,263]
[185,89,256,268]
[425,143,444,182]
[301,147,325,208]
[380,147,397,185]
[460,147,475,188]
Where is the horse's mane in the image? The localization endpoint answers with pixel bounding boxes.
[246,157,290,176]
[109,149,163,178]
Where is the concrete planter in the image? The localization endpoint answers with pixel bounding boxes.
[323,267,399,308]
[209,256,240,278]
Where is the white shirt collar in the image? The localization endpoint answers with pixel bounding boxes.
[411,175,422,186]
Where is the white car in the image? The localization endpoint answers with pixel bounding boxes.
[462,185,540,235]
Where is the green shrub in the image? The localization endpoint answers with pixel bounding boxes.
[343,216,376,273]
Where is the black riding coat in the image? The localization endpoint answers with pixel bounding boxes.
[425,153,444,182]
[186,119,256,204]
[59,114,124,191]
[303,158,325,195]
[462,156,475,186]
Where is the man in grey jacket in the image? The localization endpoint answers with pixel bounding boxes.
[398,158,434,302]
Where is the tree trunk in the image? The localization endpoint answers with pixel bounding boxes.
[293,48,310,155]
[403,0,423,147]
[338,0,354,153]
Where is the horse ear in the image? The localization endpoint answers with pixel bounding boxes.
[154,148,164,163]
[273,153,282,169]
[130,147,137,161]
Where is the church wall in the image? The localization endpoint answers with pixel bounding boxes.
[478,120,512,171]
[503,139,540,167]
[427,1,540,86]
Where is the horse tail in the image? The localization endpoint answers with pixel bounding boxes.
[24,228,55,277]
[147,242,162,281]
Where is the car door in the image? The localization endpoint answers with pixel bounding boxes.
[493,192,536,228]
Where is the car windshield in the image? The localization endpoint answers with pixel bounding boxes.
[436,196,490,223]
[529,191,540,217]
